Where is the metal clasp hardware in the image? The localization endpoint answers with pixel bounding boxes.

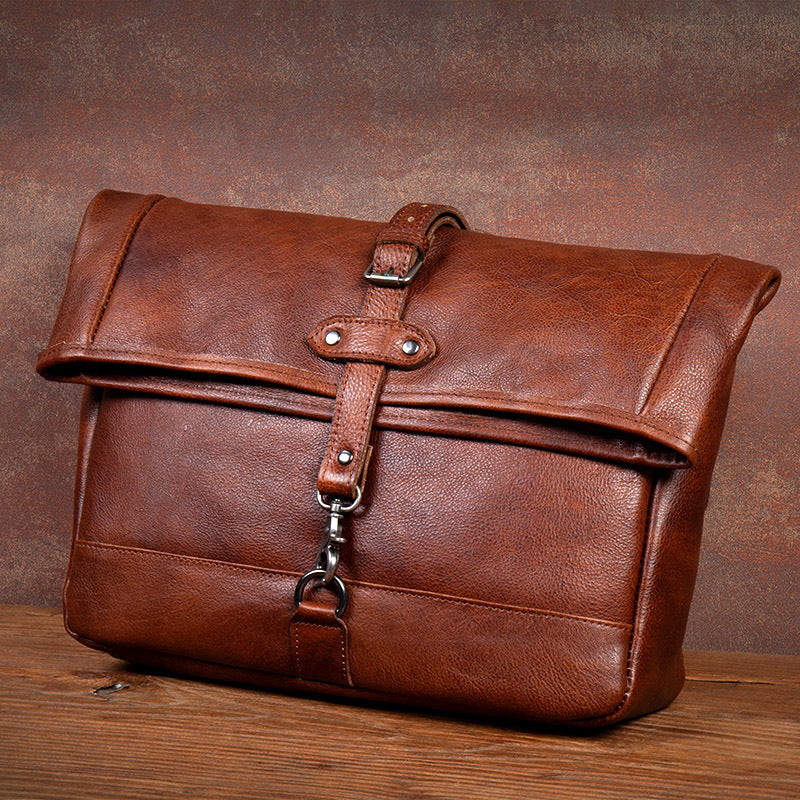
[363,251,423,286]
[294,487,362,617]
[293,570,348,617]
[316,497,346,583]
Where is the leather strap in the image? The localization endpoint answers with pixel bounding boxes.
[290,203,467,689]
[290,597,352,686]
[316,203,468,498]
[369,203,467,282]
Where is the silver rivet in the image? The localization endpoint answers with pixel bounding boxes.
[324,330,341,346]
[337,449,354,465]
[407,216,415,222]
[402,339,420,356]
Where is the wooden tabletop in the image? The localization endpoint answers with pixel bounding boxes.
[1,605,797,800]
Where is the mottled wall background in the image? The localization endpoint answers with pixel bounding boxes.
[1,1,797,653]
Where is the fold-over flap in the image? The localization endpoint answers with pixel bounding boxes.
[38,190,781,469]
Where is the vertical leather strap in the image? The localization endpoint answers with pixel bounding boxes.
[291,598,352,686]
[291,202,467,690]
[316,203,468,499]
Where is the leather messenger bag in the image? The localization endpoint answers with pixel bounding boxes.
[37,191,780,726]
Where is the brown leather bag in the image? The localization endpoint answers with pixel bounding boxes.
[37,191,780,725]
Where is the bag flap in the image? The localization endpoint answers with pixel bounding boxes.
[37,190,781,470]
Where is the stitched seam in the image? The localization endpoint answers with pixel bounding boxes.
[348,366,383,472]
[40,343,336,395]
[291,623,302,674]
[315,348,428,364]
[74,540,631,630]
[580,474,660,724]
[348,364,383,470]
[636,254,721,414]
[78,540,297,577]
[355,584,630,631]
[311,316,431,336]
[319,363,355,478]
[615,486,655,717]
[313,317,420,329]
[88,195,165,344]
[293,621,348,682]
[319,363,384,493]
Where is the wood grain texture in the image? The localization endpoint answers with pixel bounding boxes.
[0,606,797,800]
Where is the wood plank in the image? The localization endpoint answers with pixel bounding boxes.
[685,649,800,686]
[0,605,797,800]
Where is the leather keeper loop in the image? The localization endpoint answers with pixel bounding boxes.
[372,203,466,256]
[308,315,436,369]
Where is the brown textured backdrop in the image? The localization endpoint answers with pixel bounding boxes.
[1,1,797,653]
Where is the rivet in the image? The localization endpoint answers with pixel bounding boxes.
[324,330,341,346]
[407,216,415,222]
[337,449,354,465]
[402,339,420,356]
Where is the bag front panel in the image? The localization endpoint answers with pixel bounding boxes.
[64,388,653,721]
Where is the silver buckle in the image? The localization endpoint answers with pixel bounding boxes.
[363,251,423,286]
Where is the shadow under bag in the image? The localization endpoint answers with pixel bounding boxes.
[37,191,780,725]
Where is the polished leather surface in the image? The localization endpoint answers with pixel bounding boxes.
[37,191,780,724]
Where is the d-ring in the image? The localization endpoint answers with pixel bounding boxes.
[293,569,348,616]
[316,486,362,513]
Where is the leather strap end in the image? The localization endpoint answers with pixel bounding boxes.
[291,598,353,687]
[369,203,468,281]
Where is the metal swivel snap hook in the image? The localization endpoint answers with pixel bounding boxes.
[294,487,362,617]
[316,497,346,584]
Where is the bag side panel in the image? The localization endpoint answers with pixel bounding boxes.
[62,386,107,651]
[590,255,782,725]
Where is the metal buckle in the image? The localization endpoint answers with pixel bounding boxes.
[363,251,423,286]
